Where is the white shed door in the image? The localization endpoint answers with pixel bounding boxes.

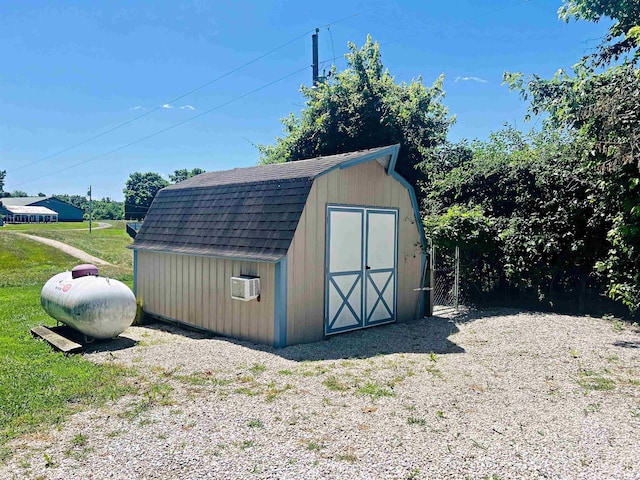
[326,206,397,335]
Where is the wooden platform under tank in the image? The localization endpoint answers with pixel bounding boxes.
[30,325,84,354]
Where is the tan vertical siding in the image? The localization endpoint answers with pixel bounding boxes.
[286,160,423,345]
[136,252,275,345]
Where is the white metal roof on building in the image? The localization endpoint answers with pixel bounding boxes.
[4,205,58,215]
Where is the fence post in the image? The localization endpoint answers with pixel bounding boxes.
[428,244,435,316]
[454,245,460,310]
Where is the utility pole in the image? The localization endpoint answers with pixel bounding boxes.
[88,185,92,234]
[312,28,319,86]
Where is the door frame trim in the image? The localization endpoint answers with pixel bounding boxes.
[325,204,398,336]
[324,206,365,335]
[364,207,398,327]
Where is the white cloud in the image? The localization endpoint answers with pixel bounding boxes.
[454,76,488,84]
[129,105,145,111]
[161,103,174,109]
[180,104,196,111]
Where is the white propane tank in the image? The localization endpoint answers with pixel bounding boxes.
[41,264,136,339]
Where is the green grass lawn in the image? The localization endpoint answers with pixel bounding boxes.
[16,224,134,268]
[0,234,132,287]
[0,286,133,455]
[0,228,136,456]
[1,221,95,231]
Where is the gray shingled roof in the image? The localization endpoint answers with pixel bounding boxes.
[132,145,397,261]
[0,196,52,206]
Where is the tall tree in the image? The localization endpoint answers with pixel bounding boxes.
[0,170,5,197]
[169,168,205,183]
[123,172,169,220]
[91,199,124,220]
[259,35,452,194]
[503,1,640,312]
[53,194,88,211]
[54,194,123,220]
[424,127,608,310]
[559,0,640,66]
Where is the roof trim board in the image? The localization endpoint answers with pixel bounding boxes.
[315,144,400,179]
[388,168,427,319]
[128,246,282,263]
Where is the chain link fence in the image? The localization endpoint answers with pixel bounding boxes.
[431,245,468,313]
[426,242,635,318]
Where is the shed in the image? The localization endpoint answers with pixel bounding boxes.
[0,196,84,222]
[131,144,427,347]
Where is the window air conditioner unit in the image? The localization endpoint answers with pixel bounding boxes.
[230,275,260,301]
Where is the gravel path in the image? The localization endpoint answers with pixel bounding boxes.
[12,233,111,265]
[3,309,639,479]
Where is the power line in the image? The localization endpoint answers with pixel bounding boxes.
[8,10,363,176]
[9,65,310,189]
[8,33,311,175]
[326,25,337,69]
[320,54,345,67]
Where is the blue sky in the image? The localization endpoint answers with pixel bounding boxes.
[1,1,611,200]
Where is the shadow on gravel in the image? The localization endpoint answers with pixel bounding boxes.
[450,307,534,322]
[613,340,640,349]
[41,324,140,354]
[134,321,212,340]
[120,312,488,361]
[83,323,209,354]
[125,315,468,361]
[270,315,466,362]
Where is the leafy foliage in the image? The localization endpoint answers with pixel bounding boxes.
[502,2,639,312]
[259,35,452,192]
[90,198,124,220]
[559,0,640,66]
[123,172,169,220]
[425,205,496,259]
[8,190,28,197]
[0,170,5,196]
[504,65,640,172]
[54,194,124,220]
[423,128,611,309]
[169,168,205,183]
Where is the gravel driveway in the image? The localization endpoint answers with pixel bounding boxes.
[4,309,640,479]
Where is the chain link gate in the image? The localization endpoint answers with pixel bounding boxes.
[431,244,463,312]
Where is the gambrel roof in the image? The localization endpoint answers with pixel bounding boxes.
[131,145,402,261]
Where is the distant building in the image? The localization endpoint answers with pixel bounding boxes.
[1,205,58,224]
[0,196,84,222]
